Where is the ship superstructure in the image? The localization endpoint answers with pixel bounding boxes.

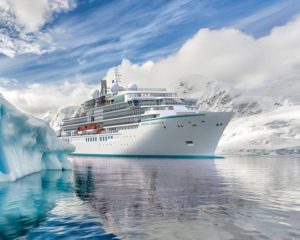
[59,75,233,158]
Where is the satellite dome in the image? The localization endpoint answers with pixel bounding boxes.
[127,83,138,90]
[91,89,100,99]
[110,83,119,94]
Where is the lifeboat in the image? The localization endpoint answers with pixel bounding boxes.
[76,124,105,135]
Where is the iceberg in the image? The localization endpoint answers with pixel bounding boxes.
[0,93,74,182]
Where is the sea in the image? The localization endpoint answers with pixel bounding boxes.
[0,156,299,240]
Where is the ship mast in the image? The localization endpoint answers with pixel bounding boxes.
[114,67,122,85]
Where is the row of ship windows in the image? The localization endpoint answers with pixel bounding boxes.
[108,125,139,131]
[127,93,176,97]
[86,136,114,142]
[175,121,223,128]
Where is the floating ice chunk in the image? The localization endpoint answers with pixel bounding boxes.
[0,94,74,182]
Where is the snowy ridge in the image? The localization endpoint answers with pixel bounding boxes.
[219,105,300,155]
[176,77,291,117]
[0,94,74,182]
[43,106,79,132]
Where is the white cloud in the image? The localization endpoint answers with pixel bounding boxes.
[0,81,95,117]
[0,0,76,57]
[1,13,300,118]
[105,15,300,98]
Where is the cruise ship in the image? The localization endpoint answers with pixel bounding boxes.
[59,77,233,158]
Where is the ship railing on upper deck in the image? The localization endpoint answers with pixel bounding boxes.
[122,88,167,91]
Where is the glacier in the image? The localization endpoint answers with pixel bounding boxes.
[0,93,74,182]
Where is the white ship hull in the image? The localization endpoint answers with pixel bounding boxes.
[60,112,233,158]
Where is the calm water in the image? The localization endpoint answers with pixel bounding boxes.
[0,156,300,240]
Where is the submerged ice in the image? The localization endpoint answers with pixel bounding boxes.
[0,93,74,182]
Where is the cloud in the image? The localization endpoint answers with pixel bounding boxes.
[104,15,300,98]
[1,10,300,118]
[0,80,95,117]
[0,0,76,57]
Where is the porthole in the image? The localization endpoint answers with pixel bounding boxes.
[185,141,194,146]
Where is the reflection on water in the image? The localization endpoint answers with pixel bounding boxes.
[72,156,300,240]
[0,170,117,240]
[0,156,299,239]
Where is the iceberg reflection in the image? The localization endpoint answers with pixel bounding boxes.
[0,171,73,239]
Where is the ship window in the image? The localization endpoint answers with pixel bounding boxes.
[185,141,194,146]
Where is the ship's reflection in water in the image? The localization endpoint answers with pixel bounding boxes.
[72,156,300,240]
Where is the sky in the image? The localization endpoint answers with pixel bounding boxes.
[0,0,300,116]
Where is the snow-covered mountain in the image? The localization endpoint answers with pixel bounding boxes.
[44,78,299,156]
[175,77,292,117]
[176,77,299,155]
[43,106,79,132]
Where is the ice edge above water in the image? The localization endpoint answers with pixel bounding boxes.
[0,94,75,182]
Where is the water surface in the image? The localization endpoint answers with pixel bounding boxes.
[0,156,299,239]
